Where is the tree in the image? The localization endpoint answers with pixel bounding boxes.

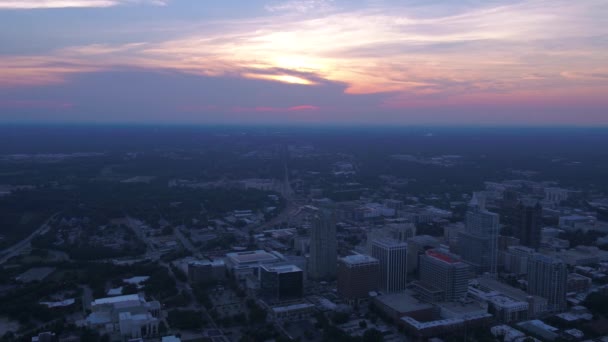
[331,312,350,325]
[363,328,384,342]
[167,309,205,330]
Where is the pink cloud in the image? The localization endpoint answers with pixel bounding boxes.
[287,105,319,111]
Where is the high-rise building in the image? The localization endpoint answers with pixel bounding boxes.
[458,193,500,274]
[367,221,416,252]
[515,201,542,249]
[308,206,337,280]
[370,239,407,293]
[502,245,535,275]
[406,235,440,274]
[337,254,379,304]
[527,254,568,312]
[260,264,304,301]
[419,249,470,302]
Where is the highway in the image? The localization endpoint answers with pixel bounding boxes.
[0,212,59,265]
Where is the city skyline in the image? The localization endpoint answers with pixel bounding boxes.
[1,0,607,125]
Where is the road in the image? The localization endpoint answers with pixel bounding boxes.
[0,212,59,265]
[257,149,301,231]
[175,227,202,258]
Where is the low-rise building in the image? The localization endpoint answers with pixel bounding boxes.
[260,264,303,301]
[188,259,226,283]
[337,254,379,304]
[269,302,316,321]
[225,250,283,279]
[373,291,435,323]
[400,300,492,339]
[85,294,160,340]
[473,276,548,317]
[517,320,559,341]
[567,273,592,293]
[490,325,526,342]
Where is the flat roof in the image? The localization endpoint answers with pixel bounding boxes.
[190,259,225,267]
[226,250,279,264]
[92,294,142,306]
[272,303,315,313]
[341,254,379,265]
[261,264,302,273]
[371,238,407,249]
[375,291,434,313]
[426,250,459,264]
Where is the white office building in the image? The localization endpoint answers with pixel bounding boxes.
[86,293,160,340]
[370,238,407,293]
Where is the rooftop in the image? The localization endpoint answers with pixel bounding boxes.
[92,293,142,306]
[189,259,225,267]
[226,250,280,264]
[426,250,459,264]
[371,238,407,249]
[272,303,315,313]
[341,254,379,265]
[261,264,302,273]
[375,291,434,313]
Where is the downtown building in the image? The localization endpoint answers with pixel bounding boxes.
[527,254,568,313]
[85,294,161,340]
[259,264,304,302]
[418,249,470,302]
[458,193,500,275]
[337,254,379,304]
[308,206,337,280]
[370,238,408,293]
[515,200,543,249]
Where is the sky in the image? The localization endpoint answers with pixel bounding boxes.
[0,0,607,125]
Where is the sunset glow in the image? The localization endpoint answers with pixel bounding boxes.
[0,0,607,124]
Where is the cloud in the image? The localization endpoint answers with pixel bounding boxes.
[0,0,168,10]
[0,0,607,122]
[1,67,606,125]
[265,0,334,13]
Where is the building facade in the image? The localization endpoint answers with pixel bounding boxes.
[259,264,304,301]
[308,207,337,280]
[527,254,568,312]
[188,259,226,284]
[419,249,470,302]
[459,194,500,275]
[85,294,160,340]
[337,254,379,303]
[370,239,408,293]
[515,201,542,249]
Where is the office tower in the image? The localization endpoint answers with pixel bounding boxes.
[527,254,567,312]
[370,239,407,293]
[515,201,542,249]
[260,264,304,301]
[419,249,470,302]
[337,254,379,304]
[458,193,500,274]
[308,206,337,280]
[503,245,535,275]
[367,221,416,252]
